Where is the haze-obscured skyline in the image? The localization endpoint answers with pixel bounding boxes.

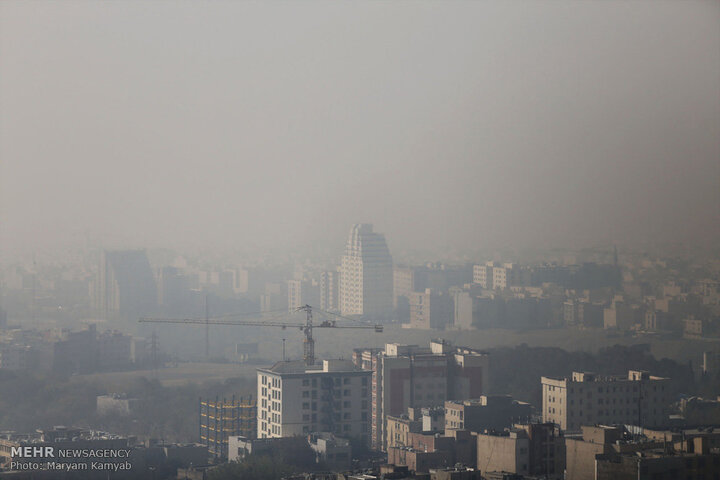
[1,1,718,260]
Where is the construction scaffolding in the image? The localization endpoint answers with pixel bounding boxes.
[199,395,256,459]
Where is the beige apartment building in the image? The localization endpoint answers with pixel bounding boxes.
[476,423,565,479]
[541,370,670,432]
[473,262,522,290]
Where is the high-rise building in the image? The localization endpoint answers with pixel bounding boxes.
[353,340,490,451]
[260,282,287,312]
[339,224,393,320]
[408,289,453,330]
[256,359,371,443]
[97,250,156,319]
[287,279,320,311]
[158,266,191,314]
[541,371,670,432]
[320,270,340,312]
[392,265,416,310]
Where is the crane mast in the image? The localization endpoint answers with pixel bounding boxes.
[301,305,314,366]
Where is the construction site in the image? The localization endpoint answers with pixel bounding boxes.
[199,395,257,459]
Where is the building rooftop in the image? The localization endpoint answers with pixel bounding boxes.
[308,432,350,447]
[542,370,670,383]
[446,395,521,407]
[259,359,364,375]
[383,340,488,358]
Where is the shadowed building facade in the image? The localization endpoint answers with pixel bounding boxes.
[97,250,156,319]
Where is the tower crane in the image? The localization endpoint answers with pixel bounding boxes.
[139,305,382,366]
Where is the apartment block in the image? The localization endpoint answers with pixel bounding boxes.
[445,395,532,434]
[476,423,565,479]
[473,264,490,289]
[387,429,477,472]
[582,427,720,480]
[353,340,489,451]
[603,301,641,330]
[0,343,33,370]
[386,408,424,450]
[256,359,371,444]
[473,263,523,290]
[541,370,671,432]
[408,289,453,330]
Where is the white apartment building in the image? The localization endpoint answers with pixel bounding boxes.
[256,359,372,444]
[541,370,670,432]
[473,264,490,289]
[339,224,393,319]
[473,262,519,290]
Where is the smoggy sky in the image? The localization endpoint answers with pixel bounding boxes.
[1,1,718,260]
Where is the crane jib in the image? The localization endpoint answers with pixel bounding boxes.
[139,305,382,366]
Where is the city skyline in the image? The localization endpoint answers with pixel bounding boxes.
[1,1,719,477]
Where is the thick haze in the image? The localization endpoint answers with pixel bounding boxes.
[1,1,718,260]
